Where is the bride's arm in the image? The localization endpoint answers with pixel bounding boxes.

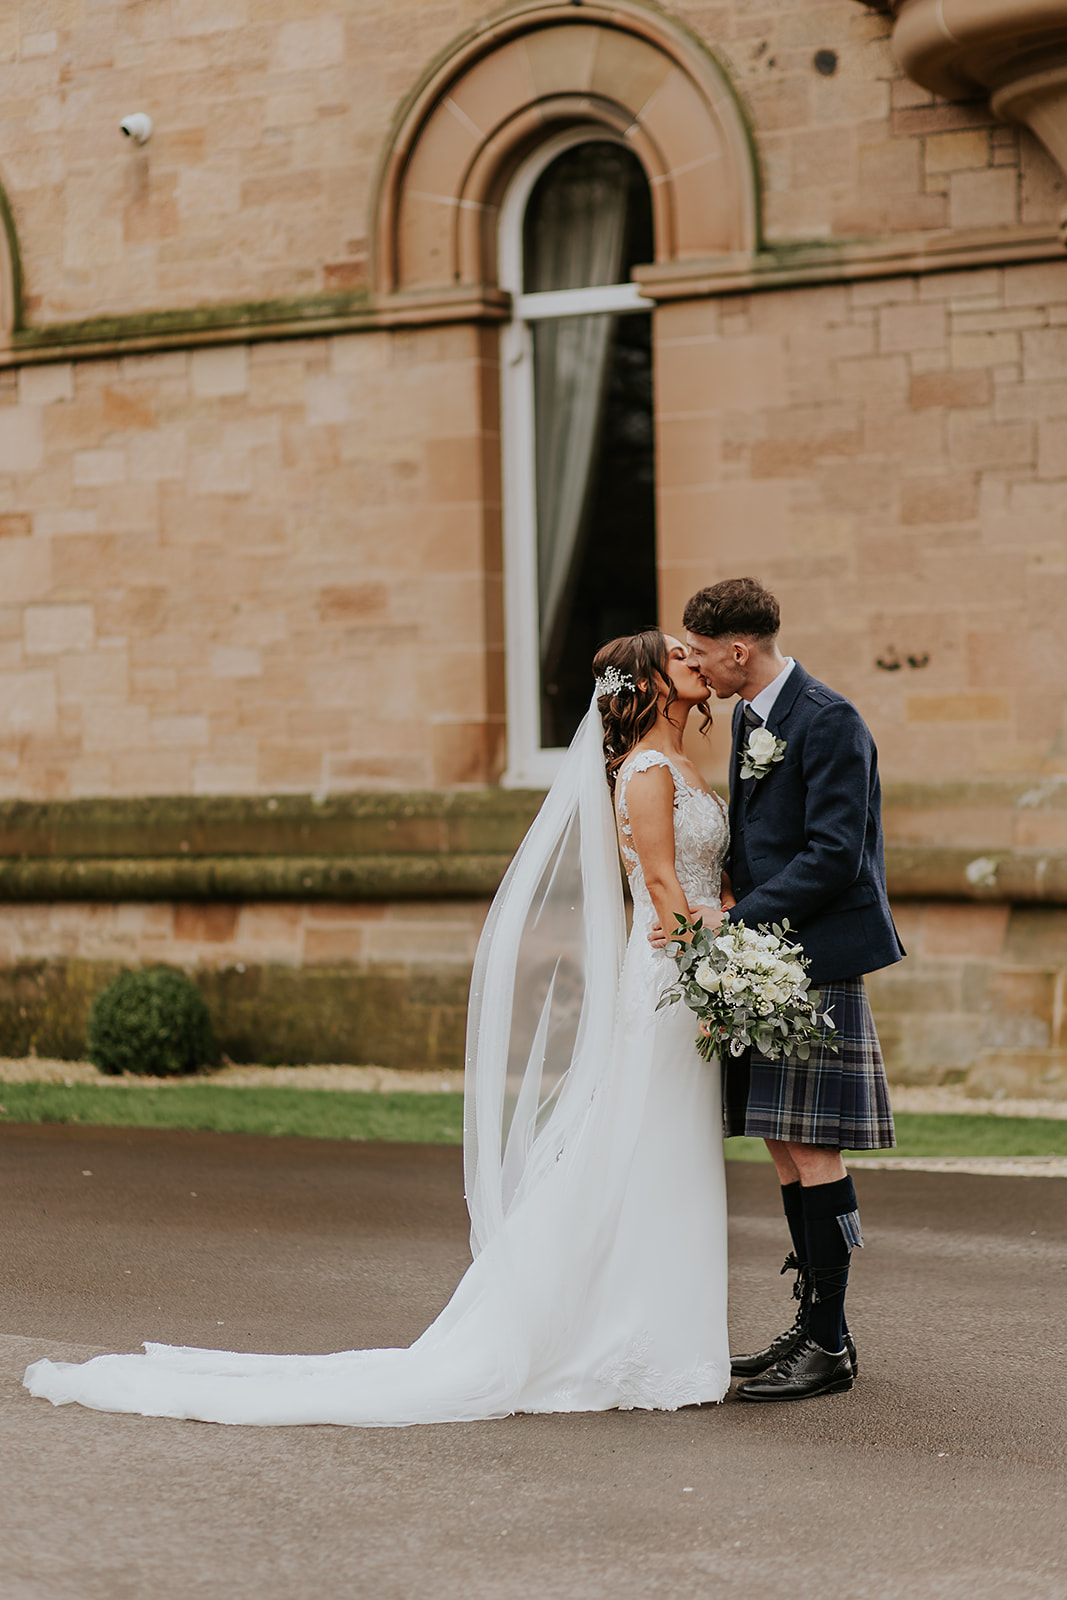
[624,766,694,943]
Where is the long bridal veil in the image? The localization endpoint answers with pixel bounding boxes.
[464,698,625,1258]
[25,700,697,1427]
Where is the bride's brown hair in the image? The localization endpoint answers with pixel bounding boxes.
[593,630,709,791]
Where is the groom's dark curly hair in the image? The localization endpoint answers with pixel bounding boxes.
[683,577,780,641]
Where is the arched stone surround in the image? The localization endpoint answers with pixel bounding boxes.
[372,0,759,302]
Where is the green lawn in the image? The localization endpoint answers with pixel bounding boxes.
[725,1111,1067,1163]
[0,1083,465,1144]
[0,1082,1065,1158]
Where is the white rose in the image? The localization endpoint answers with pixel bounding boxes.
[694,960,721,992]
[746,728,778,763]
[714,936,735,955]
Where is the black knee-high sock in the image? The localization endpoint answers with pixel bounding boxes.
[782,1180,849,1336]
[780,1181,808,1323]
[802,1176,861,1354]
[781,1181,806,1263]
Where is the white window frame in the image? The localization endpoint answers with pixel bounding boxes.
[498,127,653,788]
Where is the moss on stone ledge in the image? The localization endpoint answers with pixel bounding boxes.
[0,959,470,1069]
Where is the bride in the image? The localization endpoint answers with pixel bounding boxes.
[24,630,734,1426]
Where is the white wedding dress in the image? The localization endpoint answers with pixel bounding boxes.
[24,715,731,1426]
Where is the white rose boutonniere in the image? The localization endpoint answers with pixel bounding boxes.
[741,725,787,780]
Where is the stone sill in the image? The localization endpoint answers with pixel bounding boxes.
[0,854,509,903]
[0,790,546,862]
[4,786,1067,904]
[0,845,1065,906]
[2,228,1061,368]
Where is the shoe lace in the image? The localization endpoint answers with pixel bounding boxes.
[780,1251,810,1306]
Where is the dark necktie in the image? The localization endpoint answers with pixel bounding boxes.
[736,702,763,783]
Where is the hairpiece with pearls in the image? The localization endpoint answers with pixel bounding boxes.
[595,666,636,698]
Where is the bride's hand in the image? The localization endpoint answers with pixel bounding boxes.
[648,904,725,948]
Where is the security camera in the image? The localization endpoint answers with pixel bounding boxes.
[120,114,153,145]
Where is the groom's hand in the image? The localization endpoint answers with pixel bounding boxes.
[648,905,726,948]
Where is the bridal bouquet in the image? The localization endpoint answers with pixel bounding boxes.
[657,915,838,1064]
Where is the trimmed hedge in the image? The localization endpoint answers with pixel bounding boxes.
[87,967,219,1078]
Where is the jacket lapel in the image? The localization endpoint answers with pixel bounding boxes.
[764,660,809,739]
[744,661,809,810]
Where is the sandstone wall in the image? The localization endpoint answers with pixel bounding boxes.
[662,256,1067,788]
[1,324,504,798]
[2,0,1061,330]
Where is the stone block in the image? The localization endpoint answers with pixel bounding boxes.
[909,369,991,410]
[128,428,186,482]
[82,704,150,753]
[24,603,94,655]
[318,585,388,623]
[948,418,1034,471]
[303,927,366,964]
[879,303,946,353]
[4,669,57,734]
[857,137,921,195]
[190,346,248,398]
[0,407,43,472]
[835,353,909,398]
[174,904,240,944]
[907,694,1011,724]
[18,364,73,406]
[900,475,978,526]
[924,129,989,174]
[657,333,788,414]
[56,650,128,703]
[72,449,127,486]
[949,331,1019,369]
[1037,420,1067,480]
[1022,329,1067,384]
[966,1050,1067,1101]
[948,167,1018,229]
[1003,261,1067,308]
[922,903,1008,958]
[0,538,51,604]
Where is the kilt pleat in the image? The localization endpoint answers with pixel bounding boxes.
[722,977,896,1150]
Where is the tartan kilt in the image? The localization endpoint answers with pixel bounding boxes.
[722,977,896,1150]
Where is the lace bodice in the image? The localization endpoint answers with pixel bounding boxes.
[616,750,729,930]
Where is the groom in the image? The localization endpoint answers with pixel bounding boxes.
[680,577,903,1401]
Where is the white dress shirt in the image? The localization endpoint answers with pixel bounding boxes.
[745,657,795,725]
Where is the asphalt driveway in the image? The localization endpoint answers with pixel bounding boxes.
[2,1124,1064,1600]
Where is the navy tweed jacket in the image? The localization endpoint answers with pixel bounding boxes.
[724,662,905,986]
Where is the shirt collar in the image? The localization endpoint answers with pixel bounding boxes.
[746,658,795,724]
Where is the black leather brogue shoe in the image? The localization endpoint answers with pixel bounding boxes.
[845,1331,858,1378]
[735,1337,854,1402]
[729,1314,806,1378]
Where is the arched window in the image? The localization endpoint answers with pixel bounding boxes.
[500,131,657,785]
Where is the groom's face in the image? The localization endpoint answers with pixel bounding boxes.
[685,631,748,699]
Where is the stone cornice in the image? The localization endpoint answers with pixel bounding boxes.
[634,224,1065,300]
[0,286,513,369]
[3,223,1062,367]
